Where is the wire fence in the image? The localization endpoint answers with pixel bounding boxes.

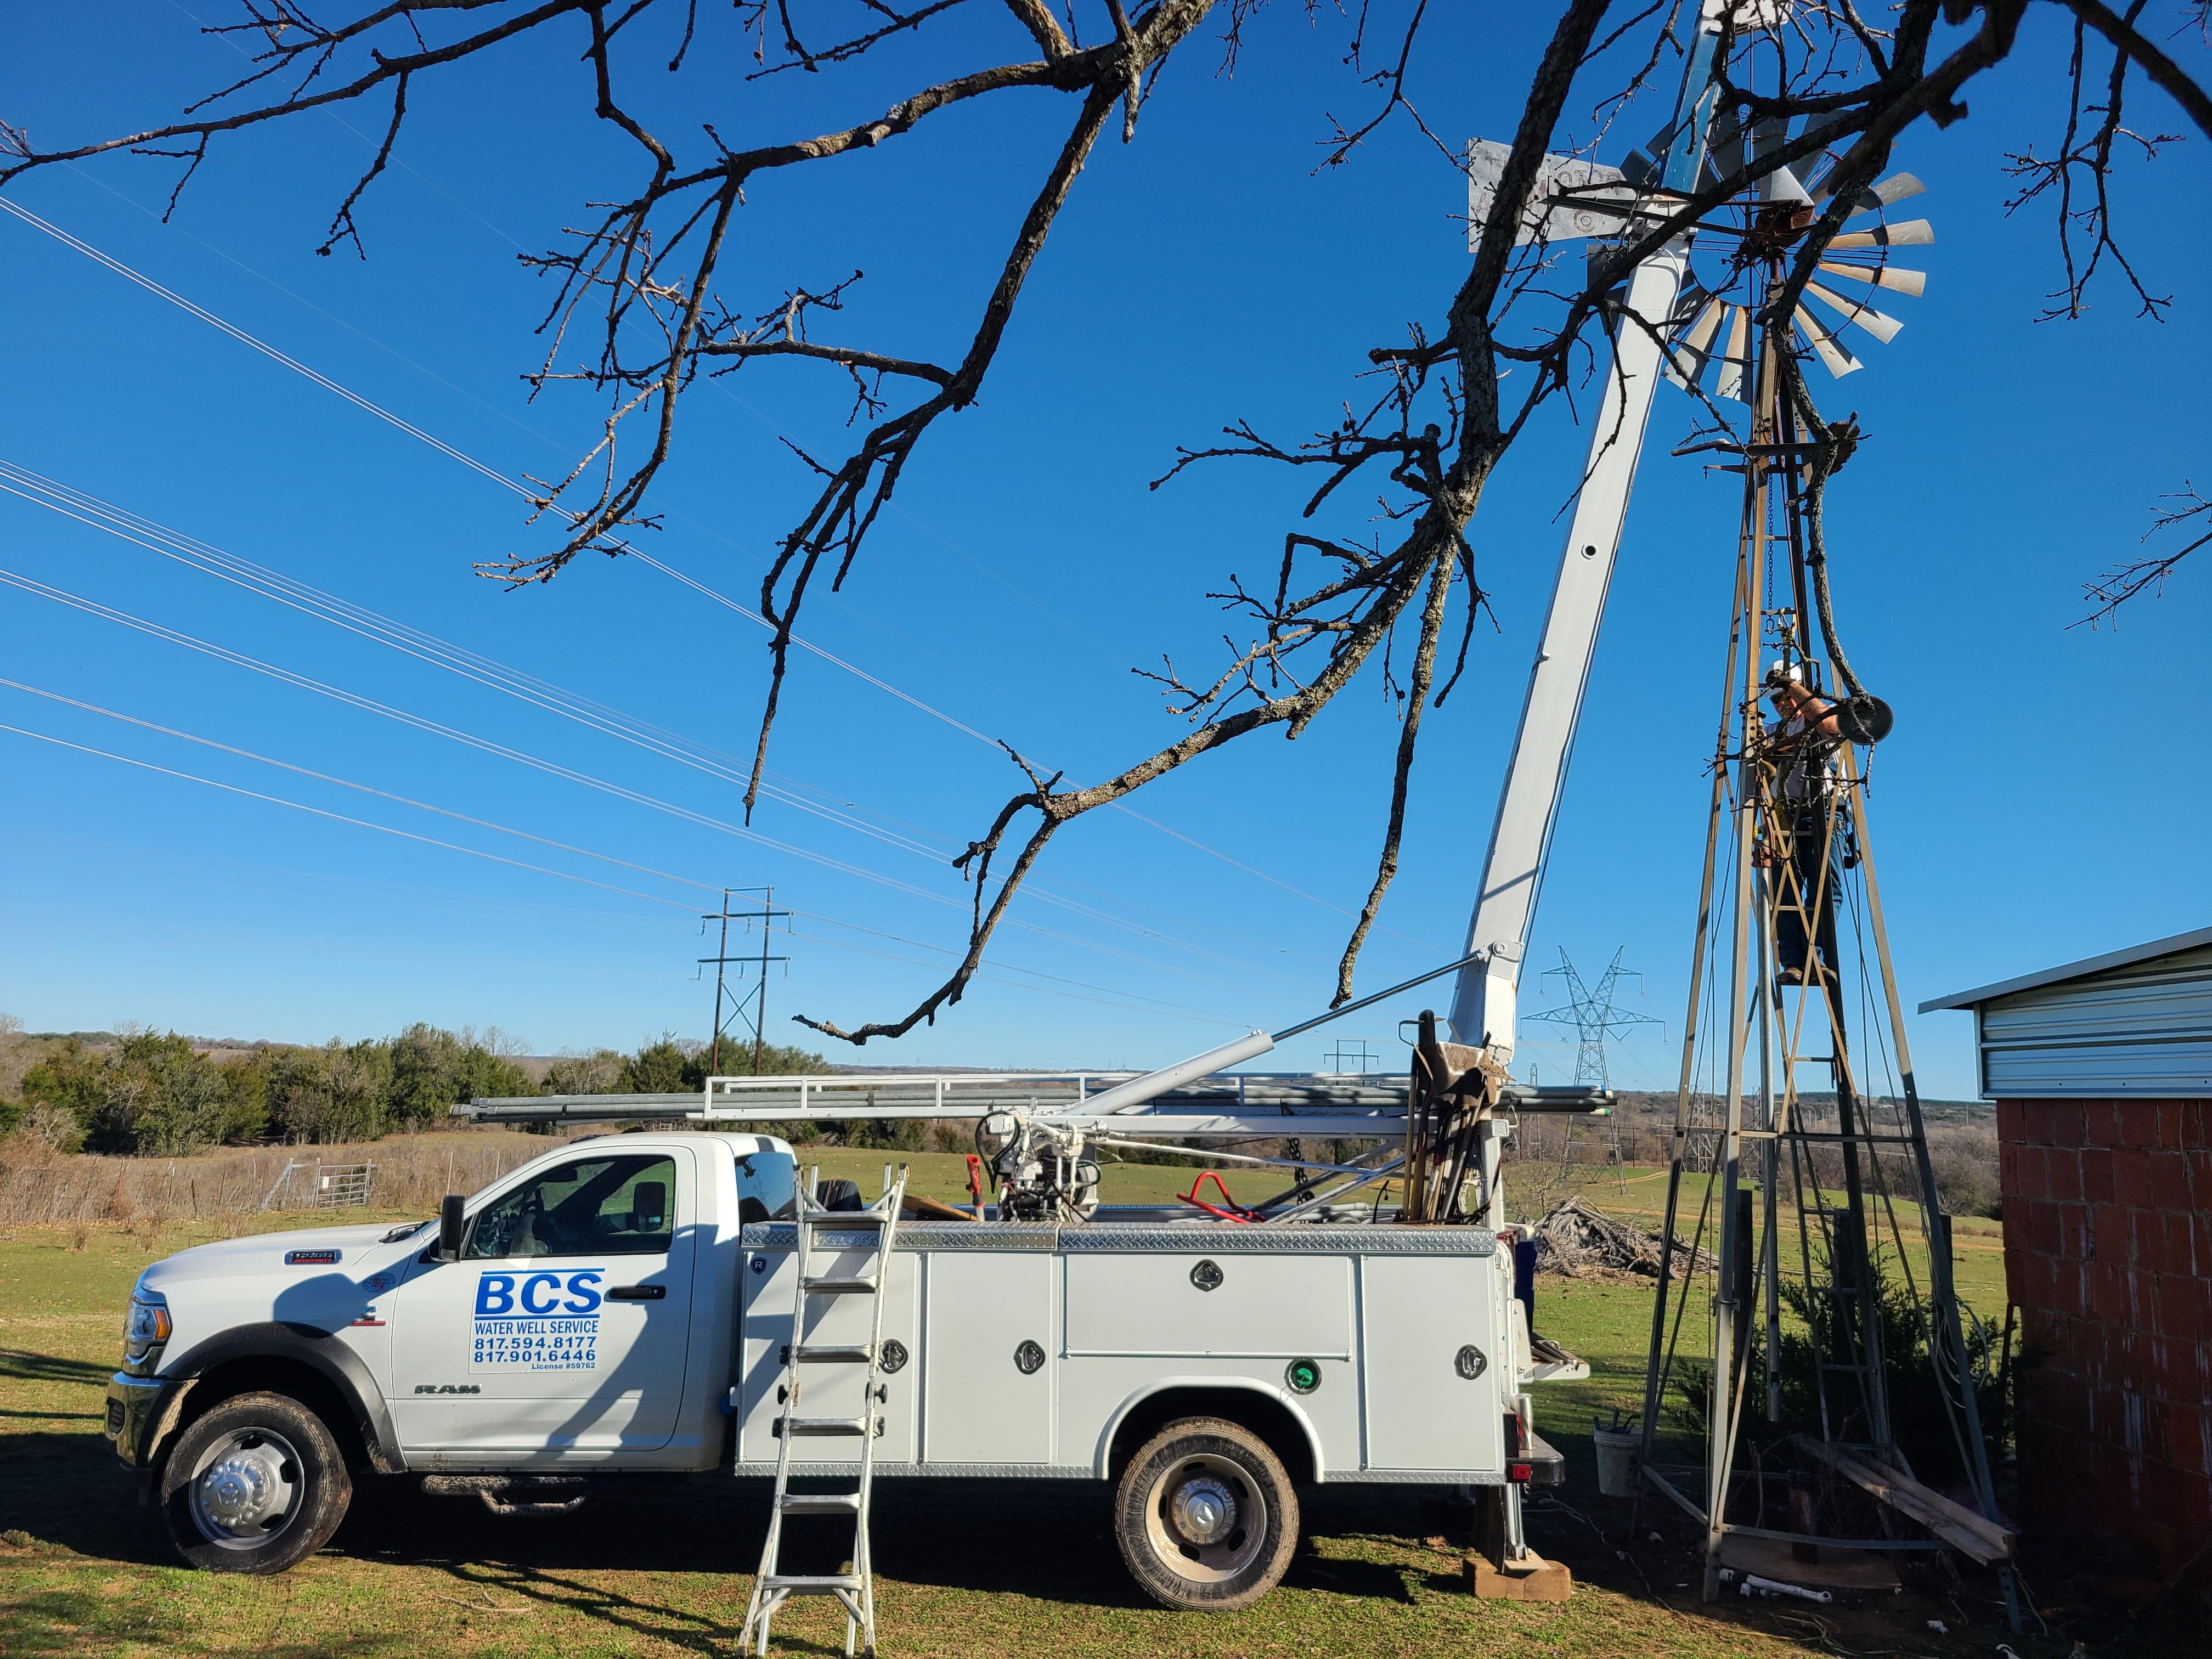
[0,1133,560,1227]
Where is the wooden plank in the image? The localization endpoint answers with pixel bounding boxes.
[900,1191,978,1222]
[1714,1531,1902,1590]
[1791,1435,2014,1563]
[1857,1453,2015,1558]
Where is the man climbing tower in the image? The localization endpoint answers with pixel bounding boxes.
[1759,665,1850,989]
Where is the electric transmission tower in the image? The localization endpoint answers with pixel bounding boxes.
[1527,947,1661,1089]
[1526,948,1661,1183]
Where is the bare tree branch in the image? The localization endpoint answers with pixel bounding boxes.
[10,1,2205,1041]
[2076,479,2211,625]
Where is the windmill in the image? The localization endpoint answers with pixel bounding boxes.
[1622,112,2015,1633]
[1465,14,2013,1628]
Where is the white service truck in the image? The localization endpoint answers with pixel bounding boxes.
[106,1128,1571,1608]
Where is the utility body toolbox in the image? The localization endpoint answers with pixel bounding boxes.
[735,1216,1559,1486]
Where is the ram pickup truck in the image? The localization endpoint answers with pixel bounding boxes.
[106,1130,1570,1606]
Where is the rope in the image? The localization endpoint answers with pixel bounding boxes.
[1776,349,1867,698]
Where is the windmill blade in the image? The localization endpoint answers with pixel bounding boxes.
[1671,275,1716,324]
[1704,112,1749,186]
[1620,119,1681,191]
[1827,217,1934,250]
[1794,304,1863,378]
[1816,259,1927,298]
[1761,164,1813,205]
[1805,279,1903,344]
[1714,306,1754,402]
[1814,169,1927,212]
[1750,115,1811,205]
[1843,173,1928,218]
[1664,294,1726,390]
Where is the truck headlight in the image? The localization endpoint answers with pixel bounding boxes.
[124,1294,171,1366]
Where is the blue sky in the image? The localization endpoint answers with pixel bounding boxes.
[0,4,2204,1097]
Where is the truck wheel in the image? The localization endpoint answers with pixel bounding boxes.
[158,1391,353,1574]
[1114,1417,1298,1611]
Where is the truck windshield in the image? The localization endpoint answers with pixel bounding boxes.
[466,1154,677,1259]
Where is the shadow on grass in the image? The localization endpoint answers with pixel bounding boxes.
[0,1586,398,1657]
[3,1423,1581,1656]
[329,1475,1438,1641]
[0,1432,173,1568]
[0,1350,114,1387]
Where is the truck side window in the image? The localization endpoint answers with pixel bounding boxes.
[466,1154,678,1260]
[734,1152,798,1224]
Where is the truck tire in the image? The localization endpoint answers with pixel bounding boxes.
[157,1390,353,1574]
[1113,1416,1299,1611]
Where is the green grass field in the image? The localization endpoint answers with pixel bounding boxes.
[0,1172,2090,1659]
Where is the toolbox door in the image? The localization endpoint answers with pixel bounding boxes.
[1358,1254,1505,1474]
[922,1251,1054,1465]
[737,1243,919,1464]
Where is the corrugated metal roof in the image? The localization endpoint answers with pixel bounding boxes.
[1918,924,2212,1012]
[1933,943,2212,1099]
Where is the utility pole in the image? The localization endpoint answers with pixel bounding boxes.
[709,889,732,1076]
[700,887,789,1075]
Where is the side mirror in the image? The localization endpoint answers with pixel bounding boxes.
[437,1194,466,1262]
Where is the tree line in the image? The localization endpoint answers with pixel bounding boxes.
[0,1025,826,1156]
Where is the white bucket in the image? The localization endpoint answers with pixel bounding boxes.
[1592,1425,1641,1498]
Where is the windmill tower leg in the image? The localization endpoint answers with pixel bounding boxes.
[1845,755,2024,1633]
[1698,327,1776,1601]
[1642,270,2022,1629]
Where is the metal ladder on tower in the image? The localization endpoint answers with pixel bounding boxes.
[741,1163,907,1659]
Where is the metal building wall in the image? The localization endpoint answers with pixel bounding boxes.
[1976,945,2212,1098]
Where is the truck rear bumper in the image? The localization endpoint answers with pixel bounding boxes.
[1522,1429,1567,1487]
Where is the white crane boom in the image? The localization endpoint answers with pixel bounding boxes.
[1447,246,1686,1058]
[1449,18,1726,1060]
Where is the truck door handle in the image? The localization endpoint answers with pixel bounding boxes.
[608,1285,666,1300]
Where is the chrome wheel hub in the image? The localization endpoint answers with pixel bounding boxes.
[190,1431,300,1544]
[1170,1474,1238,1547]
[1142,1452,1267,1583]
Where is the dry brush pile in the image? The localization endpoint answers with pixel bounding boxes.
[1524,1195,1715,1279]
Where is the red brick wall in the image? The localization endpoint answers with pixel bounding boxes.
[1999,1098,2212,1575]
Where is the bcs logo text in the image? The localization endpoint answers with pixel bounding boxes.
[474,1269,605,1317]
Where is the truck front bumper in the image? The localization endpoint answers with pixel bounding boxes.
[104,1373,169,1500]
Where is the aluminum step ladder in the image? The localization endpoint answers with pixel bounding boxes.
[741,1164,907,1658]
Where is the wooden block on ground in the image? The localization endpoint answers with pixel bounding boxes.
[1465,1550,1573,1601]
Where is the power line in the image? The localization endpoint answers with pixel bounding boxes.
[0,201,1442,955]
[0,701,1244,1027]
[0,620,1293,1007]
[0,718,695,911]
[0,462,946,862]
[0,674,725,899]
[0,461,1313,994]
